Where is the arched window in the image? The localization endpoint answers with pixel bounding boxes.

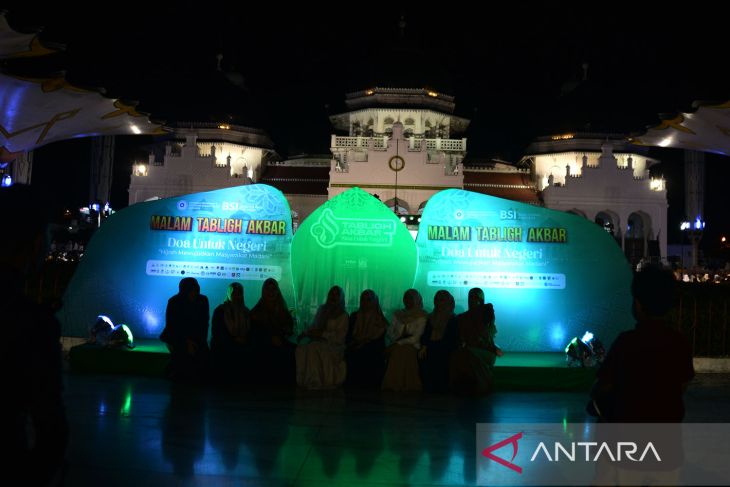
[627,213,646,239]
[595,211,616,236]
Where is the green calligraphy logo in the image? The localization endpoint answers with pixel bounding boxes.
[310,208,340,247]
[310,208,396,249]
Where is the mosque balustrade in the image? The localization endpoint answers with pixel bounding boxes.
[332,136,364,148]
[331,136,465,152]
[425,138,466,151]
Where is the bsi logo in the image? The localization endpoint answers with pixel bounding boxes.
[222,201,240,211]
[500,209,518,220]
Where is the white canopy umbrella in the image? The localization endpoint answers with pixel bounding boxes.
[630,100,730,156]
[0,13,164,163]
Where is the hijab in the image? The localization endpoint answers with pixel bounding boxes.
[428,290,455,341]
[313,285,346,329]
[394,288,428,324]
[352,289,387,341]
[222,282,249,338]
[251,278,293,336]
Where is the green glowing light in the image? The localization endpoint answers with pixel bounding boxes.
[121,389,132,417]
[291,187,418,329]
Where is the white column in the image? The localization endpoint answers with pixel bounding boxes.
[10,150,33,184]
[618,212,628,252]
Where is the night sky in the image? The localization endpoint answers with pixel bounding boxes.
[4,3,730,251]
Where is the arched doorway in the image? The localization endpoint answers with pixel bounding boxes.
[384,197,410,215]
[625,212,654,265]
[595,210,621,247]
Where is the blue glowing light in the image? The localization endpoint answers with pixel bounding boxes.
[413,189,632,351]
[581,331,594,343]
[550,324,566,349]
[142,309,160,335]
[59,184,295,340]
[1,174,12,187]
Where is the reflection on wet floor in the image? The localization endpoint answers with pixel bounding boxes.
[63,373,730,486]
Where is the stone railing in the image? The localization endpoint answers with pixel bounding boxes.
[425,138,466,151]
[464,166,529,173]
[331,136,465,152]
[332,136,363,148]
[267,160,330,167]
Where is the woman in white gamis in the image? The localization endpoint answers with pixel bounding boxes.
[382,289,428,392]
[296,286,349,389]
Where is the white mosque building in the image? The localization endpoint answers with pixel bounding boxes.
[522,133,667,263]
[128,122,276,204]
[128,87,667,264]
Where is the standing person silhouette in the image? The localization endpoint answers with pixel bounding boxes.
[249,278,296,384]
[590,266,694,485]
[2,186,68,486]
[592,266,694,421]
[346,289,388,387]
[450,287,503,396]
[420,290,459,393]
[210,282,251,383]
[160,277,210,382]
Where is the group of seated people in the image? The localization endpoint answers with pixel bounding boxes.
[159,277,503,395]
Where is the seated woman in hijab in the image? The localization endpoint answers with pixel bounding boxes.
[210,282,251,383]
[382,289,428,392]
[420,290,459,393]
[250,278,296,384]
[346,289,388,387]
[296,286,349,389]
[160,277,210,381]
[450,287,503,396]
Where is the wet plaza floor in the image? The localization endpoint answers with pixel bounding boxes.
[62,373,730,486]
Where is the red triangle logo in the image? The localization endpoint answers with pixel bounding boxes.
[481,432,523,474]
